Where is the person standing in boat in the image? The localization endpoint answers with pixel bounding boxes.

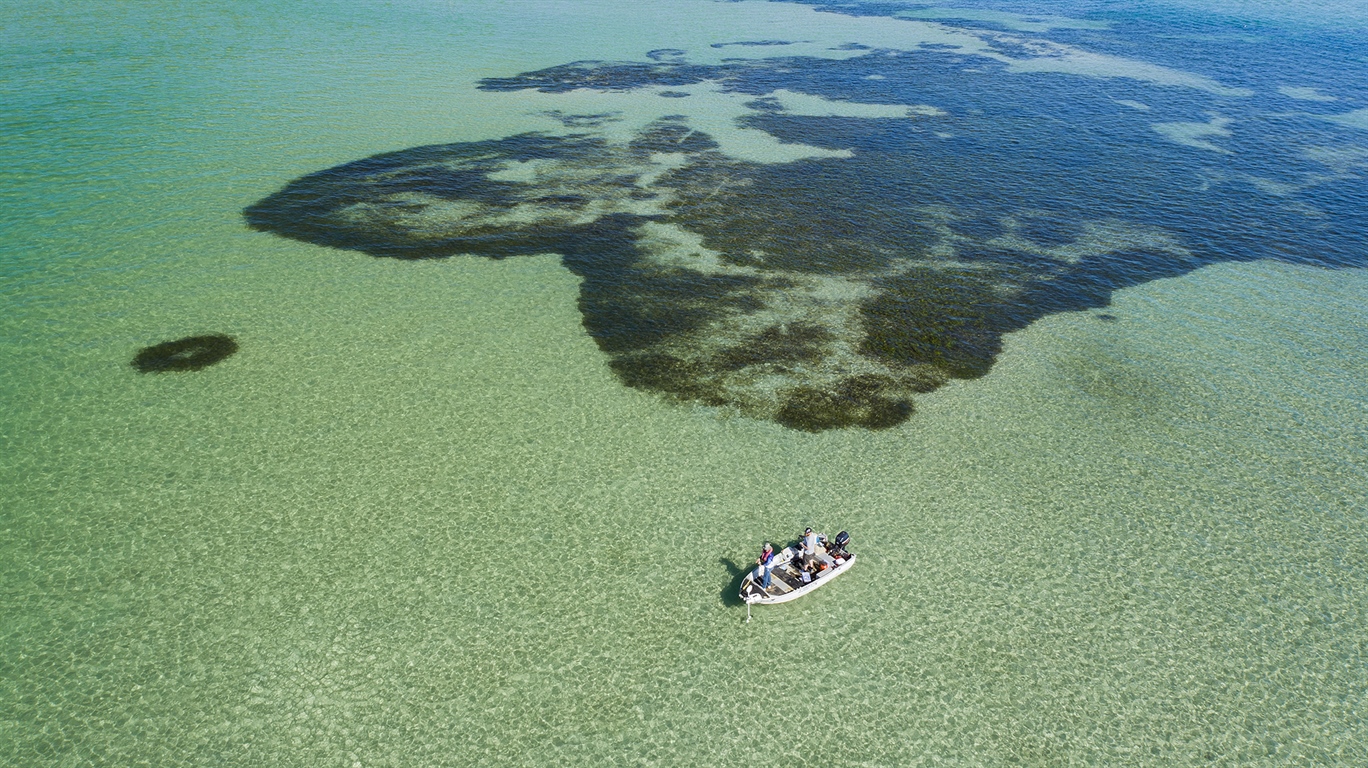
[801,527,830,573]
[801,527,819,572]
[754,542,775,592]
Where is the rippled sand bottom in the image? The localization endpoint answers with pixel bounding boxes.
[5,248,1365,764]
[3,0,1366,764]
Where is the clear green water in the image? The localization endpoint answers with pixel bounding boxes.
[3,0,1366,764]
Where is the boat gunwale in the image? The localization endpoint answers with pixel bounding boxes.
[741,546,856,605]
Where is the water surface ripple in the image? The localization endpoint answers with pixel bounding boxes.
[2,0,1366,765]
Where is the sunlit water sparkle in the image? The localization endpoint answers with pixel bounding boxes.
[2,0,1366,765]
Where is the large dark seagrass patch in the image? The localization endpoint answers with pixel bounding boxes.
[245,52,1367,430]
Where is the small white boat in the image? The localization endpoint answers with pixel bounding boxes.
[741,531,855,606]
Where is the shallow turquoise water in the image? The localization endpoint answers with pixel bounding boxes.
[2,1,1366,765]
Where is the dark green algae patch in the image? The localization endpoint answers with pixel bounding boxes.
[245,53,1366,430]
[133,335,238,372]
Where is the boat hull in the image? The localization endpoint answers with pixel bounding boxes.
[741,546,856,605]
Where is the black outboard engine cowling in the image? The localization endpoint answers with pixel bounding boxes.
[829,530,851,558]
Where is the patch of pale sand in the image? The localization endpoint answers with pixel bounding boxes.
[895,7,1112,33]
[680,83,858,163]
[344,0,1254,158]
[635,152,691,188]
[1278,85,1337,101]
[437,1,1249,151]
[671,82,948,161]
[981,36,1253,96]
[662,272,888,414]
[909,206,1194,268]
[1202,147,1368,198]
[1282,200,1328,218]
[1323,107,1368,132]
[765,88,944,118]
[1243,175,1300,196]
[1152,114,1235,154]
[751,12,1254,97]
[633,221,737,275]
[1303,144,1368,172]
[480,83,855,164]
[638,0,989,66]
[992,219,1194,266]
[651,0,1255,101]
[486,158,556,183]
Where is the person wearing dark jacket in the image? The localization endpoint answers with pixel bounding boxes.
[754,542,775,591]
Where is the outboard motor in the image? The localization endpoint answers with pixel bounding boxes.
[829,531,851,559]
